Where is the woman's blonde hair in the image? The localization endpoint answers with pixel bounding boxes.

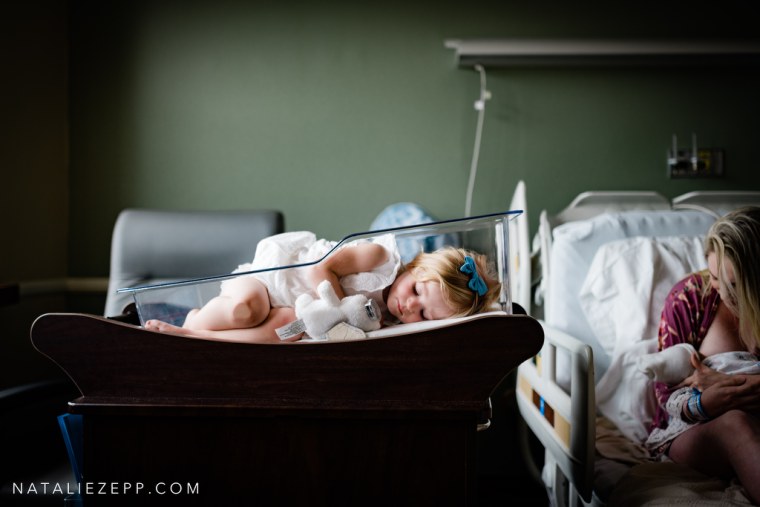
[402,247,502,317]
[703,206,760,350]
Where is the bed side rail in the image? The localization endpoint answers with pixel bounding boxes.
[516,321,595,504]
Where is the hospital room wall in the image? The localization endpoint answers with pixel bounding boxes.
[21,0,760,280]
[3,3,69,284]
[1,1,71,388]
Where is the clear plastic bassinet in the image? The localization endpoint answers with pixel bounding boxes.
[118,210,522,327]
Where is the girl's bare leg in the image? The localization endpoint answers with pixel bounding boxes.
[145,307,302,344]
[668,410,760,503]
[183,276,271,331]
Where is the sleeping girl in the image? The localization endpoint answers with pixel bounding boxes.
[144,231,501,343]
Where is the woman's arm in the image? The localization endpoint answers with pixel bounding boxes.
[308,243,388,299]
[652,276,705,427]
[681,353,760,417]
[700,375,760,417]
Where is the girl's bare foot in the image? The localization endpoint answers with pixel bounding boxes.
[145,319,198,337]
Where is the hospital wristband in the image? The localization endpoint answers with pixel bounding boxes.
[684,395,697,421]
[695,391,710,420]
[686,389,710,422]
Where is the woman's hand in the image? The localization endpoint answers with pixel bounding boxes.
[699,375,760,418]
[682,352,760,417]
[679,352,730,391]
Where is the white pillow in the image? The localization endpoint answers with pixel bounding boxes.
[579,236,706,357]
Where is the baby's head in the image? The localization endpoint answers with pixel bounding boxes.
[403,247,501,318]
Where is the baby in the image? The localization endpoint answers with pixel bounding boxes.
[637,343,760,385]
[640,343,760,451]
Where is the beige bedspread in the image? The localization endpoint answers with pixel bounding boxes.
[595,417,751,506]
[609,462,751,506]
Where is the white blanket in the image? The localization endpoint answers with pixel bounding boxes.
[579,236,706,443]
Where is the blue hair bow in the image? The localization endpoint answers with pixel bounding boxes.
[460,256,487,297]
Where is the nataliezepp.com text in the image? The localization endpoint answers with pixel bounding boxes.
[13,481,200,497]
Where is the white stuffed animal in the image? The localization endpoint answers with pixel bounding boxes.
[294,280,382,339]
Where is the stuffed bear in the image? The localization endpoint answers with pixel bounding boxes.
[294,280,382,339]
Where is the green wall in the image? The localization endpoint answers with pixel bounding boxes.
[2,2,68,283]
[68,0,760,277]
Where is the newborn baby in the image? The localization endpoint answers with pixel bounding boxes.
[637,342,760,385]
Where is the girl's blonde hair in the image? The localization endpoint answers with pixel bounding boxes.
[402,247,501,317]
[703,206,760,351]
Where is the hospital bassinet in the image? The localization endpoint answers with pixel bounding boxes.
[30,209,543,506]
[120,210,520,329]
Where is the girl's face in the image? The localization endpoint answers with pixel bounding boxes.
[385,271,455,323]
[708,251,737,308]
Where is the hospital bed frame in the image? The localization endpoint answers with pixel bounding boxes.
[516,189,760,506]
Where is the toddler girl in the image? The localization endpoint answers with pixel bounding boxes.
[145,231,501,343]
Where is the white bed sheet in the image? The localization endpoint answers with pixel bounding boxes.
[580,235,706,358]
[580,235,706,442]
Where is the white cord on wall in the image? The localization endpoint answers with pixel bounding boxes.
[464,64,491,217]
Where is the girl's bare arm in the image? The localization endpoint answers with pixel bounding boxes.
[308,243,388,298]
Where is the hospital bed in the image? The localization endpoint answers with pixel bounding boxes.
[30,208,543,506]
[516,189,760,506]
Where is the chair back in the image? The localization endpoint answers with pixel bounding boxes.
[105,208,284,317]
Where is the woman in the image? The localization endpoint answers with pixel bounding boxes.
[646,206,760,503]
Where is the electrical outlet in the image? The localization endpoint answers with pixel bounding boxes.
[668,148,724,178]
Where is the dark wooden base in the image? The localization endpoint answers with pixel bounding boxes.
[76,409,477,506]
[31,312,543,506]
